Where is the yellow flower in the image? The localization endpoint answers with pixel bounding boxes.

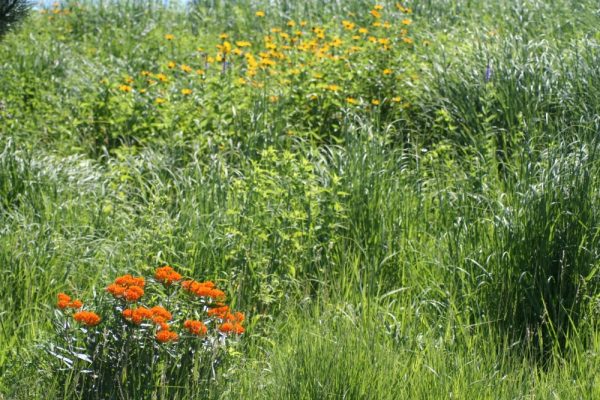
[155,98,167,104]
[371,99,380,105]
[346,97,358,105]
[219,33,229,39]
[181,88,192,95]
[402,19,412,25]
[369,9,381,18]
[236,41,251,47]
[180,64,192,73]
[403,37,414,44]
[392,96,401,102]
[342,20,355,30]
[167,61,176,69]
[118,84,132,92]
[164,34,174,41]
[374,4,384,10]
[287,21,296,27]
[217,41,232,54]
[326,84,341,92]
[358,27,369,34]
[255,11,265,17]
[383,68,393,75]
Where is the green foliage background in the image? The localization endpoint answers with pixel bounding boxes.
[2,0,600,398]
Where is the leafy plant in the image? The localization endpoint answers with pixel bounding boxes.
[47,265,246,399]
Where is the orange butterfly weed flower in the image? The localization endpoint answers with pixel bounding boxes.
[107,274,145,302]
[184,320,208,336]
[207,305,229,319]
[218,311,245,334]
[156,329,178,343]
[57,293,84,309]
[70,299,84,309]
[218,321,245,335]
[123,305,173,326]
[73,311,101,327]
[182,280,226,300]
[154,266,182,286]
[57,293,71,309]
[150,306,172,324]
[122,307,153,324]
[123,285,144,302]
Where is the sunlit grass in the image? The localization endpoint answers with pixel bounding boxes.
[1,0,600,398]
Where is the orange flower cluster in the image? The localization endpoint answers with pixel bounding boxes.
[182,280,226,300]
[156,329,178,343]
[207,304,230,318]
[217,310,245,335]
[183,320,208,336]
[122,305,172,330]
[154,265,182,286]
[73,311,101,327]
[106,274,145,302]
[57,293,83,310]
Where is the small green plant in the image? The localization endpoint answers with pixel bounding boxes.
[48,265,246,399]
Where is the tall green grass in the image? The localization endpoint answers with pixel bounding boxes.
[2,0,600,398]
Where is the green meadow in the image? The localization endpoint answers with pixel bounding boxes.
[1,0,600,398]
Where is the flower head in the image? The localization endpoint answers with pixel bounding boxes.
[73,311,101,327]
[107,274,145,302]
[57,293,84,309]
[218,321,245,335]
[184,320,208,336]
[182,280,225,300]
[156,329,178,343]
[154,266,183,286]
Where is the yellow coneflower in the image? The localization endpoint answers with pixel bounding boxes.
[164,34,175,41]
[371,99,381,105]
[369,9,381,18]
[180,64,192,73]
[155,98,167,105]
[402,19,412,25]
[167,61,176,69]
[383,68,393,75]
[181,89,192,96]
[118,84,133,92]
[255,10,265,17]
[346,97,358,105]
